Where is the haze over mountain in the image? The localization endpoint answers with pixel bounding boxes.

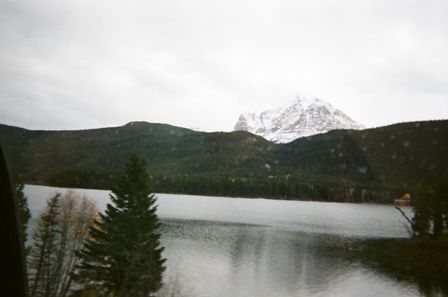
[234,96,365,143]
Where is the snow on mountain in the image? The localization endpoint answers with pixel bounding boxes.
[234,96,365,143]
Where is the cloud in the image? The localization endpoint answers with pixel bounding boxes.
[1,0,447,131]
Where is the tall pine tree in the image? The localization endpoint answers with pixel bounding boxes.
[77,154,166,297]
[13,173,31,244]
[28,192,97,297]
[28,194,61,297]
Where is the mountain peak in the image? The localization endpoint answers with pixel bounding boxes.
[234,95,364,143]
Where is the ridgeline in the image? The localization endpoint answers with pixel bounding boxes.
[1,120,447,203]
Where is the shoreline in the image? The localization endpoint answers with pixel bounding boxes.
[23,181,403,205]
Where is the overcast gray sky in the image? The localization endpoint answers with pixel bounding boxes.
[1,0,447,131]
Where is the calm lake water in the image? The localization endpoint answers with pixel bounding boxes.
[25,185,431,297]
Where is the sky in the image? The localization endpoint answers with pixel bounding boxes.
[0,0,447,132]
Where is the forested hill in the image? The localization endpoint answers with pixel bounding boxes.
[1,120,447,203]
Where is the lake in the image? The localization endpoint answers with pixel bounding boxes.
[25,185,433,297]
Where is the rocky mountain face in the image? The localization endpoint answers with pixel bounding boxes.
[234,96,365,143]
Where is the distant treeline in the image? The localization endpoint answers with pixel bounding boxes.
[3,119,448,204]
[37,169,405,203]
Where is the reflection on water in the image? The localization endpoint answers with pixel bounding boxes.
[25,185,444,297]
[350,238,448,297]
[161,220,422,297]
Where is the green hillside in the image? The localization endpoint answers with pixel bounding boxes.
[1,120,447,202]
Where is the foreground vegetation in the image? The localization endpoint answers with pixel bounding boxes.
[17,155,165,297]
[28,192,97,297]
[76,155,166,296]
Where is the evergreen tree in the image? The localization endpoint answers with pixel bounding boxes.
[441,176,448,233]
[77,154,166,297]
[412,184,432,237]
[28,194,61,297]
[13,173,31,244]
[412,180,448,238]
[28,192,97,297]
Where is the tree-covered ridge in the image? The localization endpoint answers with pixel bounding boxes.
[1,120,447,202]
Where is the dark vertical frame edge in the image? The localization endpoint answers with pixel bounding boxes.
[0,136,28,297]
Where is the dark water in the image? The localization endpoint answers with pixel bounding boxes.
[25,185,444,297]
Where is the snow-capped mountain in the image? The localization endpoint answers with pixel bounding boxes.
[234,96,365,143]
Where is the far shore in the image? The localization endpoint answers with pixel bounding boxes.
[24,182,407,206]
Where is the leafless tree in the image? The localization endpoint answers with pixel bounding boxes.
[28,191,97,297]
